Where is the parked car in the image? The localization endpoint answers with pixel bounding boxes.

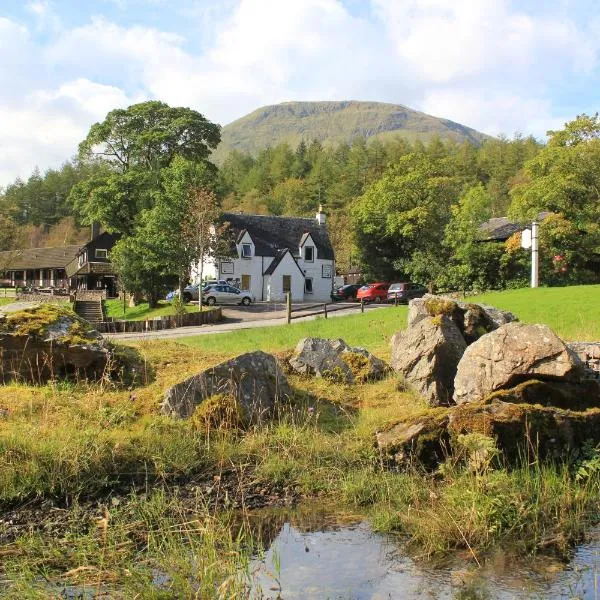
[167,280,227,302]
[330,283,363,302]
[204,284,255,306]
[387,282,427,304]
[356,282,390,303]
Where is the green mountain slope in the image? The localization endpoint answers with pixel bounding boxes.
[213,100,489,161]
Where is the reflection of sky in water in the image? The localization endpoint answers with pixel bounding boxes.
[250,522,600,600]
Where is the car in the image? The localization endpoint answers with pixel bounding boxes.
[167,280,227,302]
[204,284,255,306]
[356,282,390,303]
[387,282,427,304]
[330,283,363,302]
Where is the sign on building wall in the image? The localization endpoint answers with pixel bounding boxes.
[220,261,234,274]
[322,264,332,278]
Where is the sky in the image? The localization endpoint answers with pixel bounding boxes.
[1,0,599,186]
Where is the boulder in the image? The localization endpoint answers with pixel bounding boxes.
[567,342,600,380]
[391,316,467,406]
[448,399,600,463]
[161,351,292,423]
[407,295,517,344]
[0,303,145,386]
[453,323,584,405]
[288,337,388,384]
[484,379,600,411]
[375,413,450,469]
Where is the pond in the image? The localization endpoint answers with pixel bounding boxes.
[248,509,600,599]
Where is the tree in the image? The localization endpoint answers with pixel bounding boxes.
[71,101,220,234]
[352,153,462,283]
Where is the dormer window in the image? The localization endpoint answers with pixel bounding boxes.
[305,246,314,262]
[95,249,107,259]
[241,243,252,258]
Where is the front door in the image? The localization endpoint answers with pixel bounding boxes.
[241,274,251,291]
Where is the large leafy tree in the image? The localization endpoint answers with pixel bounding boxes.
[352,153,462,284]
[71,101,220,233]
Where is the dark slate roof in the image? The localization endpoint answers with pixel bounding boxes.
[263,249,305,276]
[0,245,81,270]
[478,212,553,242]
[478,217,523,242]
[221,212,335,260]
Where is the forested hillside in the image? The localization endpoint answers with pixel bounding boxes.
[213,100,488,162]
[1,103,598,294]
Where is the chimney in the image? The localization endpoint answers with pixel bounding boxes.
[91,222,101,241]
[316,204,326,226]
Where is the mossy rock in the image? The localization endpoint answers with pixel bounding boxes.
[190,393,248,430]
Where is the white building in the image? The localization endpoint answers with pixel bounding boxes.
[195,207,335,302]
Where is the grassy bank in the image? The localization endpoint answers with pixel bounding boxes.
[104,299,206,321]
[0,284,599,593]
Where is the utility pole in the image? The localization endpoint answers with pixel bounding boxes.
[531,221,539,288]
[521,221,540,288]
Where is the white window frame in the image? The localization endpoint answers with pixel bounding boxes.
[241,243,252,259]
[304,246,314,262]
[304,277,313,294]
[95,249,108,259]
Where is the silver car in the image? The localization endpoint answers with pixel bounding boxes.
[204,284,255,306]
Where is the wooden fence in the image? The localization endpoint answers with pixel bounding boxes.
[95,307,222,333]
[285,294,366,323]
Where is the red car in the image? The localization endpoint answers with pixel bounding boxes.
[356,282,390,303]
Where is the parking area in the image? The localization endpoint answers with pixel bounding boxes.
[218,300,359,323]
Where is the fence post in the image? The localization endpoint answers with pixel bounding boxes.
[360,298,364,313]
[324,303,328,319]
[286,292,292,324]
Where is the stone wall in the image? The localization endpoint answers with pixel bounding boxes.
[96,307,222,333]
[15,293,72,304]
[568,342,600,379]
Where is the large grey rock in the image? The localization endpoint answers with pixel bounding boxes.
[407,295,517,344]
[391,316,467,406]
[453,323,584,405]
[375,414,450,469]
[288,337,388,384]
[567,342,600,380]
[161,351,292,422]
[0,303,144,385]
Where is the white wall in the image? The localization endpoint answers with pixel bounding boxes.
[265,252,305,301]
[297,234,334,301]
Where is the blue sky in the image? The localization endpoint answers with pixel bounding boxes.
[1,0,599,185]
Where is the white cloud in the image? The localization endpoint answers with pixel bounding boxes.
[1,0,599,184]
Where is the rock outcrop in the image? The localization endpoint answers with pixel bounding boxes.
[0,303,145,385]
[391,316,467,406]
[288,337,388,384]
[161,351,292,423]
[407,294,517,344]
[453,323,584,405]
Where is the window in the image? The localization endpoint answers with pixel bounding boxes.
[241,243,252,258]
[304,246,314,262]
[95,249,107,259]
[304,277,313,293]
[78,252,86,267]
[282,275,291,293]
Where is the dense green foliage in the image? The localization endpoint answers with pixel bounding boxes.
[2,104,599,293]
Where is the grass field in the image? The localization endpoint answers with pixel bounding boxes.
[0,284,599,595]
[104,298,205,320]
[180,285,600,357]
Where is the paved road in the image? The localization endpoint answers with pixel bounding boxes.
[104,302,392,341]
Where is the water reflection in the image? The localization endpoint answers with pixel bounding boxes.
[248,510,599,600]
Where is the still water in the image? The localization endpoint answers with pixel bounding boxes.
[249,513,599,600]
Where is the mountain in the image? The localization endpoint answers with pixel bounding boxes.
[213,100,489,161]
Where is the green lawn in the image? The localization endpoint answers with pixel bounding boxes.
[0,297,15,307]
[104,299,203,321]
[180,284,600,355]
[471,284,600,341]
